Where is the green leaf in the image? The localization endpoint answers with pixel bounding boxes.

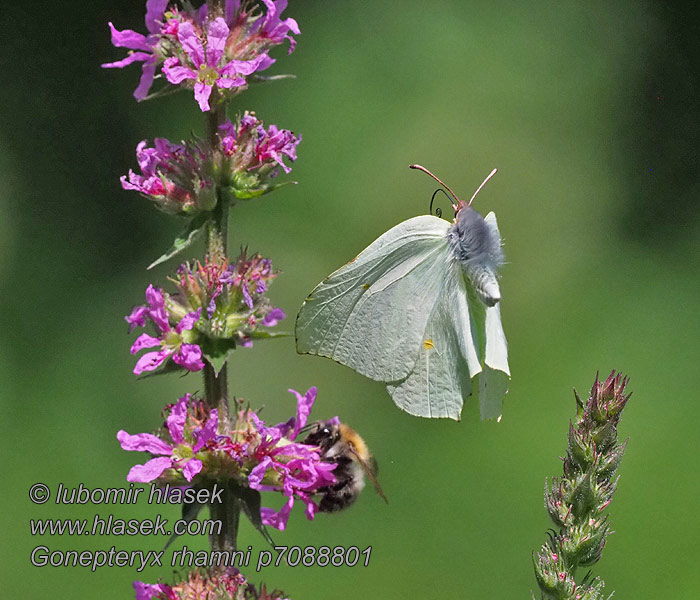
[230,180,297,200]
[249,330,291,340]
[163,501,204,551]
[230,480,276,547]
[147,213,211,270]
[201,337,238,376]
[137,360,190,379]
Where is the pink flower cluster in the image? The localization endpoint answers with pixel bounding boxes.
[103,0,299,110]
[121,115,300,214]
[173,248,286,347]
[118,388,338,531]
[220,112,301,176]
[120,138,213,215]
[125,250,284,374]
[134,567,272,600]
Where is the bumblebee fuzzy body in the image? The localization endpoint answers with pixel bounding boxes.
[303,421,376,513]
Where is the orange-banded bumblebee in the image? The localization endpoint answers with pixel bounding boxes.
[303,420,388,512]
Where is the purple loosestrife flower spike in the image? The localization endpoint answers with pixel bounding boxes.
[120,116,300,216]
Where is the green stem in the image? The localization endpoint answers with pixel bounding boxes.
[203,99,231,433]
[204,0,236,552]
[208,482,240,553]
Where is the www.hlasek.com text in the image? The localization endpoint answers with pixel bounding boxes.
[30,513,221,537]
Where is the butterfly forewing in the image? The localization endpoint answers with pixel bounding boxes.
[296,215,451,382]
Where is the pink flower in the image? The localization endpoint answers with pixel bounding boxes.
[118,395,218,483]
[246,387,338,530]
[126,285,204,375]
[133,581,176,600]
[162,18,270,111]
[258,0,301,52]
[102,0,169,100]
[254,124,301,174]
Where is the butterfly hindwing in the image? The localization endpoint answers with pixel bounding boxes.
[478,303,510,419]
[295,215,451,382]
[386,260,482,420]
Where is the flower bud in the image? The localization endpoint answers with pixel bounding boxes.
[533,542,576,597]
[568,472,596,522]
[561,517,609,567]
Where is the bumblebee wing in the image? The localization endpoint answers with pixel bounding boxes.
[348,447,388,504]
[295,215,451,382]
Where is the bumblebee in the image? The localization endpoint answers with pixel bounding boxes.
[303,420,387,512]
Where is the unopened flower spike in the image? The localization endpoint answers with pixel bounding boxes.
[532,371,632,600]
[104,0,299,106]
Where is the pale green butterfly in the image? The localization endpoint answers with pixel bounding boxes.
[295,165,510,421]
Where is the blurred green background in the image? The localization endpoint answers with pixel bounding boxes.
[2,1,699,598]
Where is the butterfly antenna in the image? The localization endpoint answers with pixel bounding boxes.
[409,164,461,210]
[467,168,498,207]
